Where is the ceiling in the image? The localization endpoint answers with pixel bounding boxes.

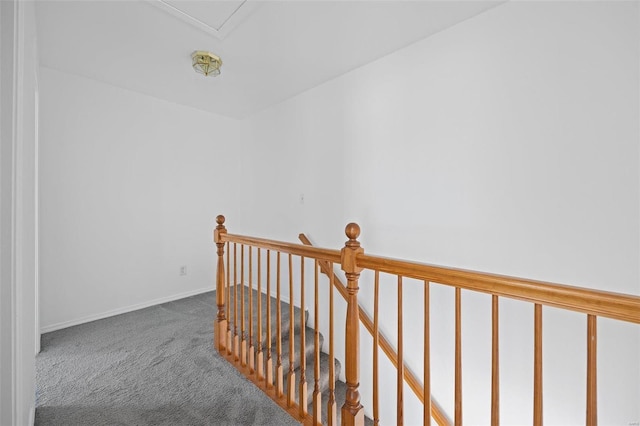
[36,0,503,119]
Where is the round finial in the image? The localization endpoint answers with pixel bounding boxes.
[345,223,360,241]
[216,215,225,225]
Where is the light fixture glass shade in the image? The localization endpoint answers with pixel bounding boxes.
[192,51,222,77]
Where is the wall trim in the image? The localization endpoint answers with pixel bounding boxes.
[28,403,34,426]
[41,286,213,334]
[0,1,20,423]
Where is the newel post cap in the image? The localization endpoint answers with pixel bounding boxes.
[214,214,227,243]
[341,222,363,274]
[345,223,360,245]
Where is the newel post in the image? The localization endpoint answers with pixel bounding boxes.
[213,215,228,353]
[341,223,365,426]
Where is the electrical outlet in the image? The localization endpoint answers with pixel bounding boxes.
[180,265,187,276]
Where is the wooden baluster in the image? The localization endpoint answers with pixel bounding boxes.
[327,262,337,426]
[313,260,321,425]
[226,241,231,355]
[257,249,264,380]
[373,271,380,426]
[241,245,247,366]
[423,280,431,426]
[397,276,404,426]
[341,223,365,426]
[249,246,254,373]
[234,243,239,360]
[586,315,597,426]
[276,252,284,398]
[491,295,499,426]
[454,287,462,426]
[213,215,227,352]
[534,304,543,426]
[287,253,296,407]
[265,250,273,386]
[299,256,308,417]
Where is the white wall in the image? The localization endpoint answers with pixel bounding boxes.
[39,67,249,331]
[1,0,39,424]
[243,2,640,425]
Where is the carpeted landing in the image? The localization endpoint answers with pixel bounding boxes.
[35,291,302,426]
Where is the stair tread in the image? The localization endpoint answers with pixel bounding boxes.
[265,325,322,373]
[232,286,308,346]
[228,285,373,425]
[282,351,341,410]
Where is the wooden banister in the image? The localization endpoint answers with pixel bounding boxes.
[313,260,322,425]
[534,304,543,426]
[220,232,341,264]
[216,218,640,426]
[586,315,597,426]
[356,253,640,323]
[233,243,239,360]
[490,295,499,426]
[299,233,451,426]
[454,288,462,426]
[249,247,254,373]
[241,245,246,366]
[397,276,405,426]
[257,249,264,380]
[213,215,227,352]
[423,281,431,426]
[341,223,365,426]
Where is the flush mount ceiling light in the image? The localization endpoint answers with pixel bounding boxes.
[191,51,222,77]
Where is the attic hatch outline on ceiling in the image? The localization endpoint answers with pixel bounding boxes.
[147,0,260,40]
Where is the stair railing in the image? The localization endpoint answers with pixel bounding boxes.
[214,215,640,426]
[298,233,451,426]
[214,215,349,426]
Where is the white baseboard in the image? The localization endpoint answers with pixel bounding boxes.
[29,404,35,426]
[40,286,213,333]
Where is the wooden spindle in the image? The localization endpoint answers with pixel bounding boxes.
[256,249,264,380]
[276,252,284,398]
[249,246,254,373]
[423,280,431,426]
[534,304,543,426]
[373,271,380,426]
[397,276,404,426]
[491,295,499,426]
[341,223,365,426]
[327,262,337,426]
[287,253,296,407]
[587,315,597,426]
[213,215,227,352]
[266,250,273,387]
[455,287,462,426]
[226,241,232,355]
[241,245,247,366]
[313,260,321,425]
[299,256,308,417]
[234,243,239,360]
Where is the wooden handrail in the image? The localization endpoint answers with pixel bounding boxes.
[299,234,451,426]
[224,230,640,324]
[220,232,341,264]
[356,253,640,324]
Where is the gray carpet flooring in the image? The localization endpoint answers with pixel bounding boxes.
[35,291,302,426]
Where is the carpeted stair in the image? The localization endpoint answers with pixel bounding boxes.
[232,285,372,425]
